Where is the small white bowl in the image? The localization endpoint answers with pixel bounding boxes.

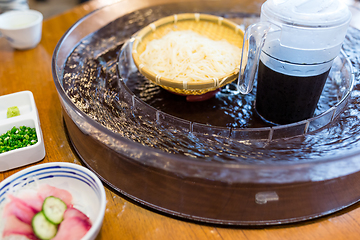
[0,10,43,49]
[0,162,107,240]
[0,91,45,172]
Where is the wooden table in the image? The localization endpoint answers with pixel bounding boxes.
[1,0,360,239]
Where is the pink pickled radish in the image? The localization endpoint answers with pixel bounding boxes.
[52,208,91,240]
[3,195,37,224]
[3,215,38,240]
[17,190,44,212]
[37,184,73,206]
[63,207,91,222]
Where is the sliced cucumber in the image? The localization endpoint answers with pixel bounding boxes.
[42,196,67,224]
[32,211,57,240]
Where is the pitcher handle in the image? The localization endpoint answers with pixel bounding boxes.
[237,22,271,94]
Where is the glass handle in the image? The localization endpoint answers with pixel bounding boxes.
[237,22,271,94]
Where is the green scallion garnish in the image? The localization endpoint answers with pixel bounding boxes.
[0,126,38,154]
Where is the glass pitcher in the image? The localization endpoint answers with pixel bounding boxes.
[237,0,352,125]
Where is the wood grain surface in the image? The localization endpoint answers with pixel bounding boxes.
[1,0,360,239]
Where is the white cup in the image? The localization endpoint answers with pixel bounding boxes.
[0,10,43,50]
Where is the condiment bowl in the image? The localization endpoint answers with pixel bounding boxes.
[0,10,43,50]
[0,91,45,172]
[0,162,107,240]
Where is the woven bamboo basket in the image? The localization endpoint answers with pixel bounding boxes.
[132,13,244,95]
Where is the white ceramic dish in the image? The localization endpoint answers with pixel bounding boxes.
[0,162,107,240]
[0,10,43,49]
[0,91,45,171]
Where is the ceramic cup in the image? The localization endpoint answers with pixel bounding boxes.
[0,9,43,50]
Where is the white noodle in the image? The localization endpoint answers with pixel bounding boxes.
[139,30,241,82]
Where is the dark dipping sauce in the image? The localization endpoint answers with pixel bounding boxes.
[256,60,330,124]
[61,6,360,164]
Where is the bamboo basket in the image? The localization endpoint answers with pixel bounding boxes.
[132,13,244,95]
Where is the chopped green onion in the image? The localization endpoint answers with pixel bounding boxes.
[0,126,38,154]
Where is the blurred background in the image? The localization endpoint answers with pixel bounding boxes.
[28,0,90,19]
[3,0,359,20]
